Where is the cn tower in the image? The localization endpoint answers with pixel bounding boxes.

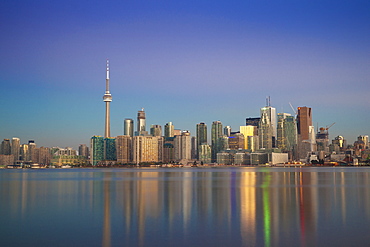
[103,59,112,138]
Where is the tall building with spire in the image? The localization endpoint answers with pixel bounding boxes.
[103,59,112,138]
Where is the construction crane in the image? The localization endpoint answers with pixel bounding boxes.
[289,102,297,116]
[326,122,335,131]
[316,122,335,139]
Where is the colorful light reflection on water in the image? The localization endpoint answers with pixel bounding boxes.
[0,167,370,247]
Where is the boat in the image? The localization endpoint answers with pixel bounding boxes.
[30,164,41,169]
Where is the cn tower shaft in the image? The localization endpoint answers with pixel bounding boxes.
[103,60,112,138]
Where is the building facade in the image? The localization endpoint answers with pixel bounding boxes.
[116,135,132,164]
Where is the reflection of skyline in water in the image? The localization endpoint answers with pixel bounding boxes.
[1,168,370,246]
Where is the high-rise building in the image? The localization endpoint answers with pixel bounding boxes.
[19,144,29,162]
[259,109,273,149]
[196,122,207,159]
[90,136,104,166]
[34,147,51,165]
[1,139,11,155]
[259,105,276,148]
[277,113,297,158]
[174,131,192,161]
[245,117,260,128]
[124,118,134,137]
[104,137,116,161]
[198,144,211,164]
[11,137,20,164]
[103,60,112,138]
[164,122,174,138]
[163,137,175,163]
[297,107,312,140]
[133,136,163,163]
[191,136,197,160]
[150,125,162,137]
[247,136,259,152]
[224,126,231,137]
[28,141,36,162]
[211,121,223,162]
[228,132,245,150]
[137,109,146,135]
[316,127,330,152]
[116,135,132,164]
[240,126,256,149]
[78,144,89,159]
[297,106,314,159]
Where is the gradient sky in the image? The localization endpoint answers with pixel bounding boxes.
[0,0,369,149]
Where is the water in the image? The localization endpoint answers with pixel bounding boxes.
[1,167,370,247]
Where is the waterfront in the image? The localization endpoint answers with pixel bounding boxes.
[1,167,370,247]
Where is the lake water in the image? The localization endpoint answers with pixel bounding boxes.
[1,167,369,247]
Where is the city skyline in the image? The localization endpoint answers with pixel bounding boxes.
[1,1,369,148]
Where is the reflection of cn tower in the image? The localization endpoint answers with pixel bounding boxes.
[103,60,112,138]
[102,174,111,247]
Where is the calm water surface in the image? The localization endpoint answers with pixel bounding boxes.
[1,167,370,247]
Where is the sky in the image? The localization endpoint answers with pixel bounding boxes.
[0,0,369,149]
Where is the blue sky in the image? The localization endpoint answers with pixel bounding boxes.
[0,0,369,148]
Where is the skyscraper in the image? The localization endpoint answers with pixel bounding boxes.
[164,122,174,138]
[297,107,312,141]
[1,139,11,155]
[103,60,112,138]
[245,117,260,128]
[259,104,276,148]
[259,109,273,149]
[137,109,146,135]
[198,144,211,164]
[150,125,162,137]
[297,106,314,159]
[240,125,256,149]
[19,144,28,162]
[28,140,36,162]
[211,121,223,162]
[90,136,104,166]
[104,137,116,161]
[174,131,192,161]
[124,118,134,137]
[224,126,231,137]
[11,137,20,164]
[78,144,89,159]
[196,122,207,159]
[277,113,297,158]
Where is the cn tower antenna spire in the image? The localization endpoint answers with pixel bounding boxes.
[106,59,110,93]
[103,59,112,138]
